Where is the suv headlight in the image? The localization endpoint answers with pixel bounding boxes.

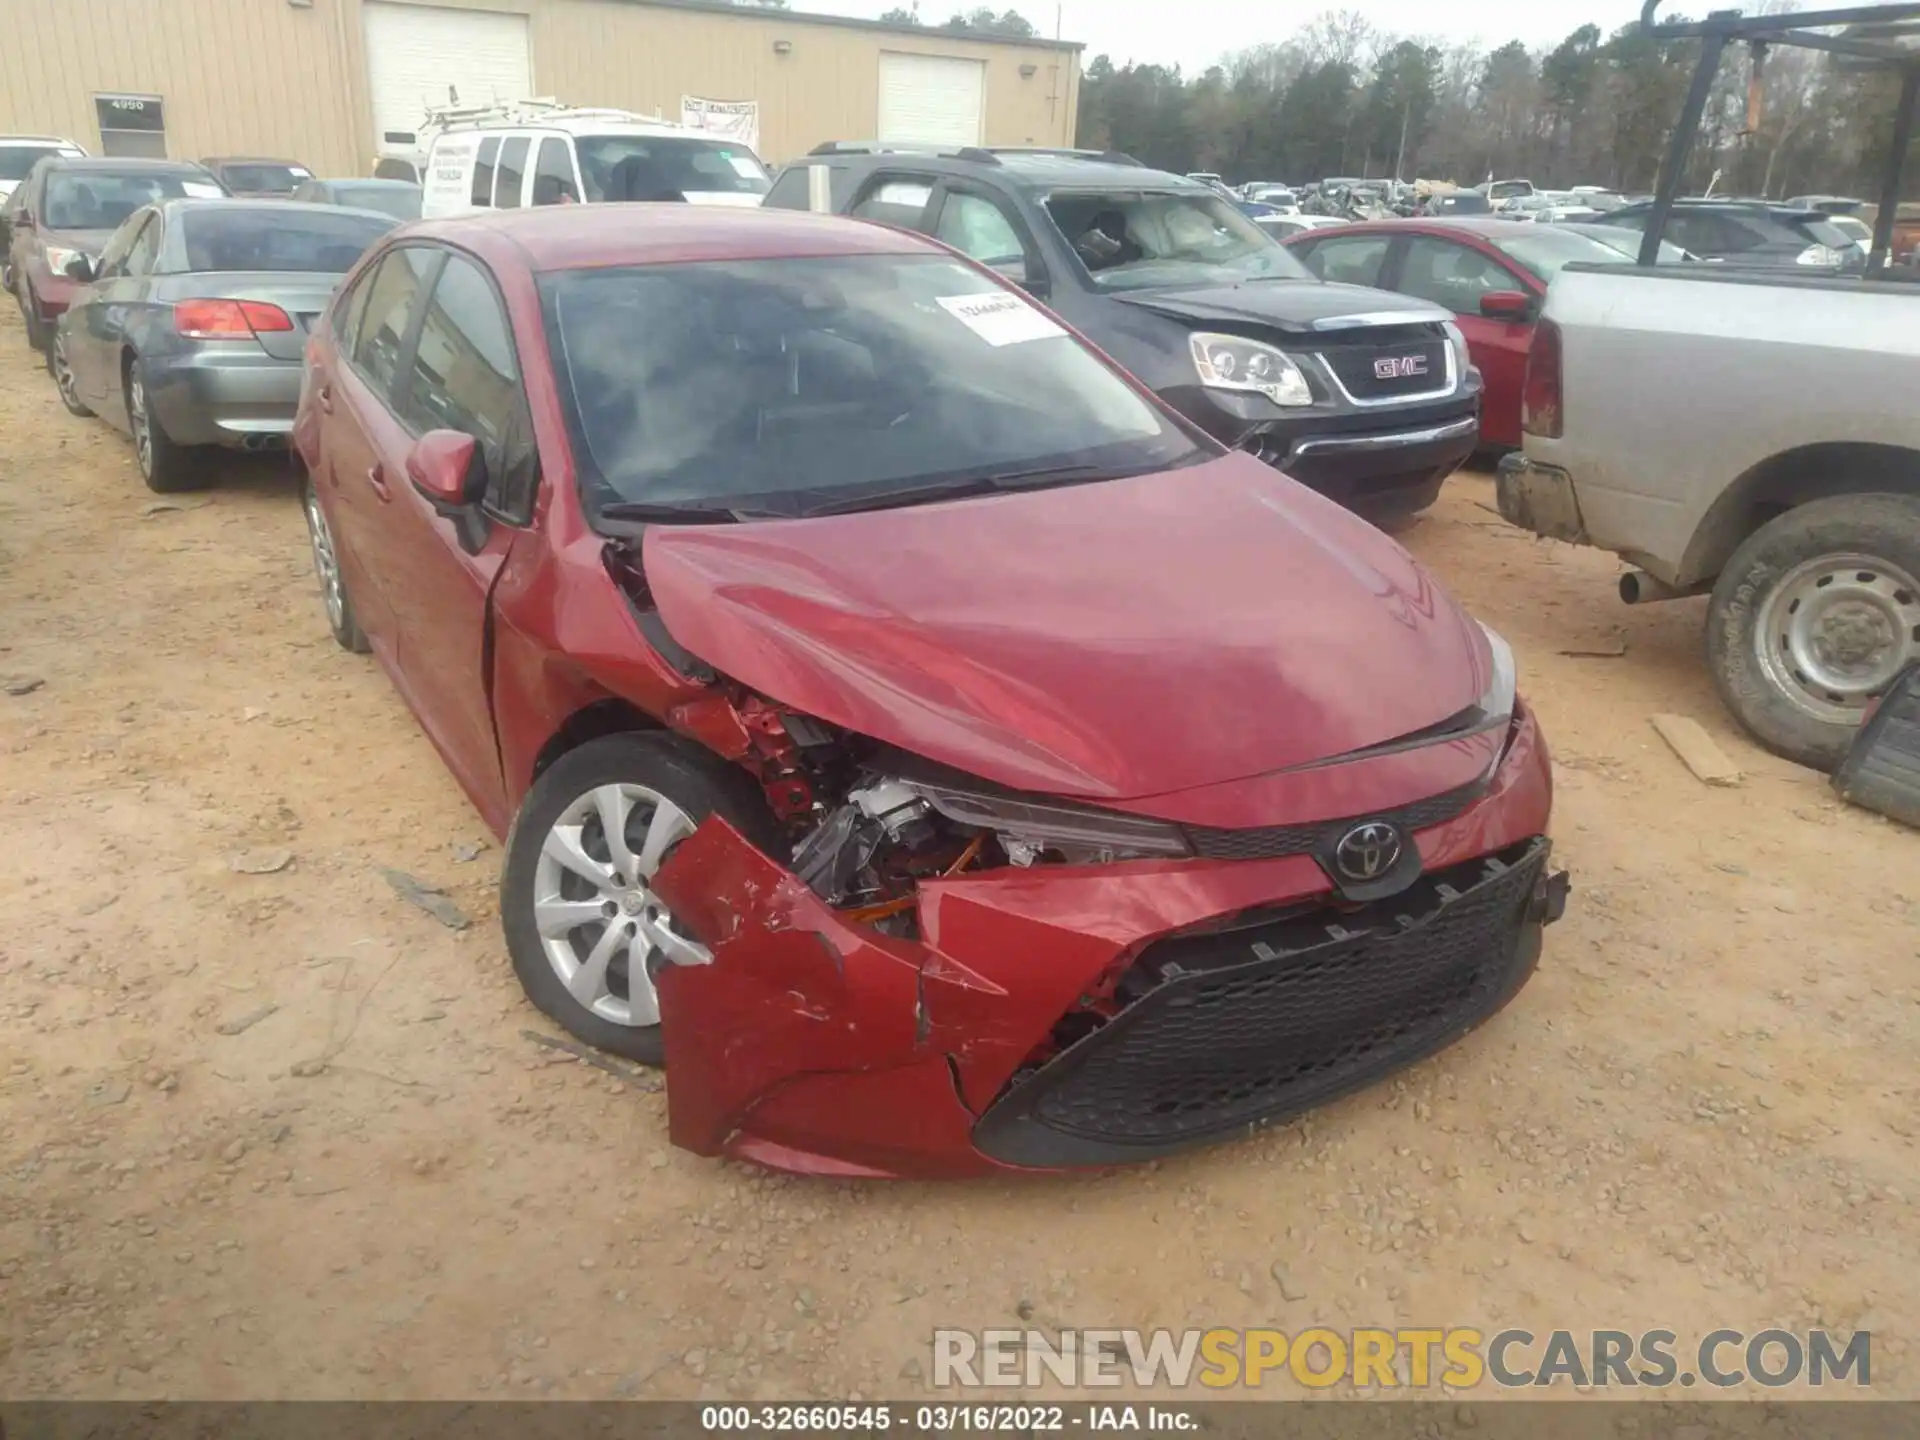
[1189,331,1312,407]
[898,779,1190,860]
[44,245,84,275]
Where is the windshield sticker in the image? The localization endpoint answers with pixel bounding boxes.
[182,182,224,198]
[289,165,311,177]
[726,155,763,179]
[935,291,1065,347]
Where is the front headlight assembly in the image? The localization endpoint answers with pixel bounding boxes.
[897,778,1190,864]
[1475,620,1517,727]
[1189,331,1313,407]
[1442,319,1474,379]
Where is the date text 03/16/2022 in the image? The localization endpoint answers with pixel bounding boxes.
[698,1405,1197,1432]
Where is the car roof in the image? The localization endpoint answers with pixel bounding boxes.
[1,135,79,146]
[205,156,304,166]
[408,204,939,272]
[440,117,703,140]
[39,157,211,174]
[804,147,1205,193]
[311,177,420,189]
[155,197,387,217]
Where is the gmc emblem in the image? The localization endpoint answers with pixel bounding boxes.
[1374,354,1430,380]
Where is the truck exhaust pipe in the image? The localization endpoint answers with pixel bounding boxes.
[1618,570,1706,605]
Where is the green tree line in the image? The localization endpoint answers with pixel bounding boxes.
[1072,7,1908,198]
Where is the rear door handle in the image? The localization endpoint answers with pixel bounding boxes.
[367,464,391,501]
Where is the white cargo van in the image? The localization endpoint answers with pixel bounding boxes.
[416,101,771,218]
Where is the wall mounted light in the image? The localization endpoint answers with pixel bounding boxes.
[1019,62,1037,77]
[773,38,793,54]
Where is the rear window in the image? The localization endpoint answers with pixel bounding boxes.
[42,171,223,228]
[1,145,78,181]
[575,135,770,200]
[1797,216,1859,251]
[180,208,394,273]
[331,184,421,222]
[220,162,310,194]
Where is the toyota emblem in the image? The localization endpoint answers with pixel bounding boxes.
[1333,821,1403,882]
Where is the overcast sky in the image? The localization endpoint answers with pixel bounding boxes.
[822,0,1659,70]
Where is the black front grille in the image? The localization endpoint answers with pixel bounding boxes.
[1182,778,1482,861]
[972,839,1549,1166]
[1321,339,1449,401]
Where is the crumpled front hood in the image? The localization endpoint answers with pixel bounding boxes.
[642,452,1489,803]
[1113,279,1448,335]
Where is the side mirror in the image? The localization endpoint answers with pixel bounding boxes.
[64,254,96,282]
[1480,289,1535,321]
[406,429,484,512]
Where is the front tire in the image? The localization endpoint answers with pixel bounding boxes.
[501,733,780,1065]
[19,280,48,351]
[1706,493,1920,771]
[127,357,205,493]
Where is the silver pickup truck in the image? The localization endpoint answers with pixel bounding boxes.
[1496,266,1920,770]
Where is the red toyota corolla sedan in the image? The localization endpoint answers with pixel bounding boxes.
[294,205,1568,1179]
[1283,218,1636,448]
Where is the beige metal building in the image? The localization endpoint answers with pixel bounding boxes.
[2,0,1081,176]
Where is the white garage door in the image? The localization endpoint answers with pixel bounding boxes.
[364,2,532,156]
[877,52,985,148]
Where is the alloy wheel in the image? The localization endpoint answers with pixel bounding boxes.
[1756,550,1920,724]
[531,783,709,1028]
[52,335,79,408]
[129,371,153,478]
[304,489,345,631]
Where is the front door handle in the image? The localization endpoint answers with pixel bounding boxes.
[315,383,333,415]
[367,463,391,501]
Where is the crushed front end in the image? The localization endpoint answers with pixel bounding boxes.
[648,699,1567,1179]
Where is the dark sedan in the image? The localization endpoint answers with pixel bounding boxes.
[289,177,422,222]
[1602,198,1866,269]
[200,157,313,198]
[50,199,395,491]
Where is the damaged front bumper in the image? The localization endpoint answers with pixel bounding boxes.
[649,707,1567,1179]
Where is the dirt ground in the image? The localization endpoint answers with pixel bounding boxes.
[1,299,1916,1405]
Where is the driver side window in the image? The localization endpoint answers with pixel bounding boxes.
[933,191,1029,282]
[124,215,162,277]
[94,212,149,280]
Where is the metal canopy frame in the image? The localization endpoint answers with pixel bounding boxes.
[1637,0,1920,271]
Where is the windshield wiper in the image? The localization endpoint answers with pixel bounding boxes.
[796,464,1120,519]
[597,499,779,524]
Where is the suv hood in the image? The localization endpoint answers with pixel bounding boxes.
[641,452,1490,803]
[1112,279,1447,335]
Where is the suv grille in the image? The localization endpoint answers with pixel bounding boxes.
[972,839,1549,1165]
[1321,338,1450,401]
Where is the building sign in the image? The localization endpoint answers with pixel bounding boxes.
[681,95,760,154]
[94,93,167,158]
[95,94,165,133]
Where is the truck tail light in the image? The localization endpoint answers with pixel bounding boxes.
[1521,316,1563,439]
[173,298,294,339]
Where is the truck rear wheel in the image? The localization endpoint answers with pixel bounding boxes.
[1706,493,1920,771]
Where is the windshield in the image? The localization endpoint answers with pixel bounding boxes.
[1489,226,1644,279]
[542,254,1202,520]
[575,135,770,200]
[1043,189,1312,291]
[180,208,394,272]
[1,145,75,181]
[43,171,222,229]
[221,163,308,194]
[332,183,422,221]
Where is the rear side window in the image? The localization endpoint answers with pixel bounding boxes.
[352,247,437,405]
[403,253,536,520]
[180,208,392,273]
[531,137,579,205]
[471,137,500,208]
[763,166,811,210]
[124,215,162,277]
[850,178,933,228]
[495,137,529,209]
[933,191,1027,271]
[333,262,377,354]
